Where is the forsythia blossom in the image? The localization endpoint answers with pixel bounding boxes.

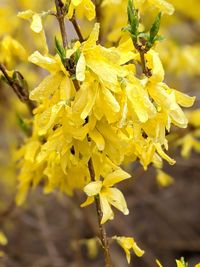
[81,169,130,224]
[16,0,195,233]
[113,236,144,263]
[67,0,96,21]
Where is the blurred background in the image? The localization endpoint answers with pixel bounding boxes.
[0,0,200,266]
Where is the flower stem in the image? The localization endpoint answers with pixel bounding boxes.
[134,42,152,78]
[70,15,84,43]
[55,0,67,47]
[0,63,35,113]
[88,158,112,267]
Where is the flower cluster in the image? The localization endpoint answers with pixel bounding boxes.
[0,0,197,265]
[16,1,194,225]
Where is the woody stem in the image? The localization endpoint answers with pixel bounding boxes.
[134,42,152,78]
[55,0,67,47]
[70,15,84,42]
[88,158,112,267]
[0,63,35,113]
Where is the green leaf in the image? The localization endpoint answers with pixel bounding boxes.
[16,113,31,135]
[127,0,139,38]
[149,12,162,43]
[74,48,81,64]
[55,36,66,63]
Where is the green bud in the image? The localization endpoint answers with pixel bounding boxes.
[12,71,28,92]
[55,36,66,63]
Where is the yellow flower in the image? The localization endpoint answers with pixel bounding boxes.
[113,236,144,264]
[0,36,27,68]
[67,0,95,21]
[81,168,131,224]
[0,232,8,246]
[187,109,200,128]
[177,133,200,158]
[147,83,195,128]
[18,10,48,53]
[134,0,174,15]
[156,258,200,267]
[156,259,163,267]
[156,169,174,187]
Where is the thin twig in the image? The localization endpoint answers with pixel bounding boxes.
[88,158,112,267]
[36,206,66,267]
[55,0,67,47]
[139,49,152,78]
[0,199,16,221]
[54,3,111,265]
[134,43,152,78]
[70,15,84,43]
[0,63,35,113]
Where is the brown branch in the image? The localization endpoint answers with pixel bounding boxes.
[70,15,84,43]
[0,199,16,221]
[88,158,112,267]
[55,0,67,47]
[139,49,152,78]
[36,206,66,267]
[0,63,35,113]
[134,43,152,78]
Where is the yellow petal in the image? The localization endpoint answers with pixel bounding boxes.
[132,241,145,257]
[156,170,174,187]
[103,169,131,187]
[113,236,144,264]
[81,82,98,119]
[102,87,120,115]
[149,0,174,15]
[71,0,82,6]
[29,51,60,73]
[179,134,194,158]
[84,181,102,196]
[89,128,105,151]
[0,232,8,246]
[78,0,96,21]
[31,13,43,33]
[16,183,29,206]
[156,259,163,267]
[176,260,184,267]
[104,188,129,215]
[24,141,41,162]
[154,143,176,165]
[76,53,86,81]
[100,194,114,224]
[30,73,63,101]
[147,50,164,83]
[37,102,65,135]
[17,9,34,20]
[174,90,195,108]
[84,23,100,49]
[81,196,94,207]
[187,109,200,127]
